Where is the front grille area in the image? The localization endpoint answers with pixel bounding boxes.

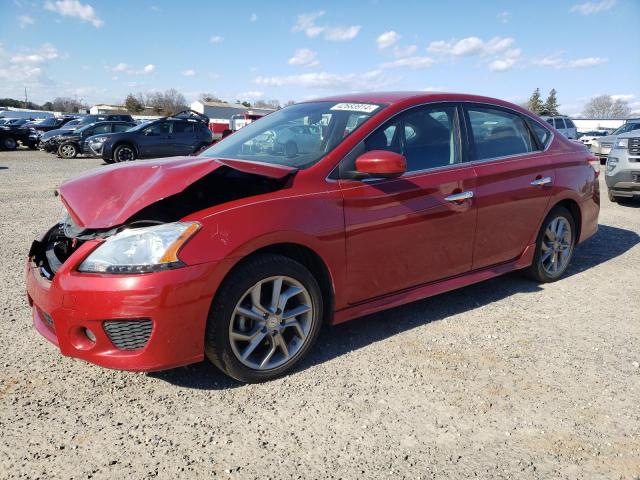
[629,137,640,156]
[103,319,153,350]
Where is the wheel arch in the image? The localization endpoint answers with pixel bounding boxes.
[550,198,582,244]
[218,243,335,325]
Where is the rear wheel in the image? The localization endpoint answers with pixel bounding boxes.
[113,144,136,162]
[58,142,78,159]
[2,137,17,151]
[205,254,323,383]
[525,207,575,283]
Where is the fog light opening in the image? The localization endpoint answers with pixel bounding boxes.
[84,328,96,343]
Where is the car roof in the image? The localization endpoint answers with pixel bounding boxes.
[302,91,541,117]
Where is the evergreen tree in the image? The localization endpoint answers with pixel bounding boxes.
[543,89,559,116]
[527,88,544,114]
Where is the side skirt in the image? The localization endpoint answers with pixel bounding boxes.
[332,243,536,325]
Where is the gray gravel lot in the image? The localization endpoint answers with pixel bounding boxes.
[0,149,639,480]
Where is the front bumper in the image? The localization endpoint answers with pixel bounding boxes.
[605,168,640,196]
[25,241,220,372]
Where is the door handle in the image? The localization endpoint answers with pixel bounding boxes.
[530,176,552,187]
[444,191,474,202]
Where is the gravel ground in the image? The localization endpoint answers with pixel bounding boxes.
[1,149,639,480]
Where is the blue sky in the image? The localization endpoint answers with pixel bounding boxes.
[1,0,639,115]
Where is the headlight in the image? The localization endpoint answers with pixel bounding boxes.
[592,140,599,147]
[606,157,619,174]
[90,136,108,143]
[613,138,628,149]
[78,222,200,274]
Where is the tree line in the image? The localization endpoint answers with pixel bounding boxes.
[524,88,632,119]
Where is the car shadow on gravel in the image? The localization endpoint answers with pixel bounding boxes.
[150,224,638,389]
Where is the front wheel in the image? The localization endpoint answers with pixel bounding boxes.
[58,142,78,159]
[2,137,17,151]
[607,190,619,203]
[525,207,575,283]
[113,144,136,162]
[205,254,323,383]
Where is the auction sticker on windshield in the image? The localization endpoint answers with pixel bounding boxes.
[330,103,380,113]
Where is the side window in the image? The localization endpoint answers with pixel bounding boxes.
[92,124,111,135]
[144,121,171,135]
[364,105,459,172]
[173,121,194,134]
[113,123,131,133]
[529,121,552,148]
[467,107,536,160]
[545,119,554,126]
[553,118,566,129]
[565,119,576,129]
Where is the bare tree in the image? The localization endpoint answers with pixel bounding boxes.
[146,89,188,115]
[284,100,296,107]
[51,96,83,113]
[199,92,222,103]
[253,99,281,110]
[583,95,631,119]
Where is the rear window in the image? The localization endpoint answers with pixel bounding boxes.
[468,107,538,160]
[553,118,566,129]
[565,119,576,128]
[173,122,194,133]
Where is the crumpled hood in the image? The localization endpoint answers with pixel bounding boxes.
[59,156,297,229]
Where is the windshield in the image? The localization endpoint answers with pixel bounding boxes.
[199,101,385,168]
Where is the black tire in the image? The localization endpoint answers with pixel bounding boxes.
[192,142,209,155]
[2,137,17,151]
[525,206,576,283]
[113,144,136,162]
[607,190,619,203]
[205,254,323,383]
[57,142,78,159]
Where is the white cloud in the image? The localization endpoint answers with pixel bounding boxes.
[255,69,399,91]
[250,13,258,22]
[238,90,264,101]
[181,69,196,76]
[292,11,360,41]
[488,48,521,72]
[570,0,616,15]
[209,73,221,80]
[380,56,435,70]
[44,0,104,28]
[209,35,224,44]
[611,94,635,101]
[324,25,361,41]
[427,36,514,57]
[532,54,608,69]
[111,62,155,75]
[497,11,510,23]
[10,43,60,64]
[18,15,34,28]
[288,48,320,67]
[377,31,400,49]
[0,43,61,86]
[422,86,446,92]
[393,44,418,58]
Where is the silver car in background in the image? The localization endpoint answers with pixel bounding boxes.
[541,116,578,139]
[591,119,640,163]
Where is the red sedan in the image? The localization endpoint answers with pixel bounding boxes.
[26,92,600,382]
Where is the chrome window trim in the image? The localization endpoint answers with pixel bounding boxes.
[328,99,555,183]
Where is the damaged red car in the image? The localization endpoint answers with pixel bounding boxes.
[26,92,600,382]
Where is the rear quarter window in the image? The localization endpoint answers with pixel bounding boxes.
[565,119,576,128]
[529,121,552,148]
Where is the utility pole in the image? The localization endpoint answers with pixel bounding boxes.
[24,87,28,107]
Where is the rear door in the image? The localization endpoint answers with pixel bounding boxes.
[464,104,554,269]
[340,103,477,304]
[139,120,172,157]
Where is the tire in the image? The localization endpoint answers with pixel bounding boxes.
[205,254,323,383]
[192,143,209,155]
[2,137,17,151]
[113,144,136,162]
[57,142,78,159]
[525,206,576,283]
[284,141,298,158]
[607,190,619,203]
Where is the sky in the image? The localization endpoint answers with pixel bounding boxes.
[1,0,639,116]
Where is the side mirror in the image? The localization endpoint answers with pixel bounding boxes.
[355,150,406,179]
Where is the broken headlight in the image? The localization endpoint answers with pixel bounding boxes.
[78,222,200,274]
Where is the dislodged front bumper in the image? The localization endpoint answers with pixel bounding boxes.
[25,239,220,372]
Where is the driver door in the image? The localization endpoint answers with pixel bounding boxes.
[139,121,172,157]
[339,104,477,304]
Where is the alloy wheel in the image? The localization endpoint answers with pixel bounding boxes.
[540,216,572,276]
[116,146,134,162]
[228,276,314,371]
[60,144,76,158]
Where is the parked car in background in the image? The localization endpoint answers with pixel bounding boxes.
[0,121,38,150]
[605,130,640,202]
[578,130,608,147]
[26,92,599,383]
[26,116,77,133]
[541,115,578,139]
[590,120,640,163]
[44,121,136,158]
[101,110,212,162]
